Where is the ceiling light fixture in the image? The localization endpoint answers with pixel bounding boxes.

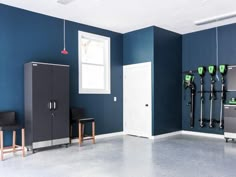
[57,0,75,5]
[195,12,236,25]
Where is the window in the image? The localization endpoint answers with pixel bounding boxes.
[78,31,111,94]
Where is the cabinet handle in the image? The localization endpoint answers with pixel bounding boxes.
[53,101,57,110]
[49,101,52,110]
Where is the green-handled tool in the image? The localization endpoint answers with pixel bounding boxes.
[184,72,196,128]
[208,65,216,128]
[198,66,206,128]
[219,65,227,129]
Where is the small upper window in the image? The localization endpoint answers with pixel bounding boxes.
[78,31,110,94]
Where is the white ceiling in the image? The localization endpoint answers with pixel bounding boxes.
[1,0,236,34]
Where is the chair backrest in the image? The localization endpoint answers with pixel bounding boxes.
[70,108,85,120]
[0,112,16,126]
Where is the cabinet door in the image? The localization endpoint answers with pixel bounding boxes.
[32,63,52,143]
[52,65,69,141]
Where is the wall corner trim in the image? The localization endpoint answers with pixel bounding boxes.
[182,130,224,139]
[150,131,182,140]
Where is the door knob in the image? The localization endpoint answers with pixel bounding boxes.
[145,104,149,107]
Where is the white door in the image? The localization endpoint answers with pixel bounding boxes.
[123,62,152,138]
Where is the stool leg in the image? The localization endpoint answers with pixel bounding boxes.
[13,131,16,153]
[0,131,3,160]
[70,125,72,144]
[21,129,25,157]
[82,124,84,142]
[78,122,82,145]
[92,122,95,144]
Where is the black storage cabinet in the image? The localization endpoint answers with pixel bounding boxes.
[224,105,236,141]
[24,62,70,150]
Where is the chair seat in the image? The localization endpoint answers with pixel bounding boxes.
[79,118,95,123]
[0,124,22,131]
[72,117,95,123]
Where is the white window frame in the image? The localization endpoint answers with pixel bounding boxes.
[78,31,111,94]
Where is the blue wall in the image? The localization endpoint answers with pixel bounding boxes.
[182,24,236,134]
[154,27,182,135]
[123,27,154,64]
[0,4,123,145]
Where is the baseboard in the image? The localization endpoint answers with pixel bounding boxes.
[71,130,224,144]
[150,131,182,140]
[94,132,124,139]
[181,130,224,139]
[149,130,224,140]
[71,131,124,144]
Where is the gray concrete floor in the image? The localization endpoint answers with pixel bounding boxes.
[0,135,236,177]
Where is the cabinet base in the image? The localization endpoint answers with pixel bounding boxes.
[224,132,236,139]
[32,137,69,149]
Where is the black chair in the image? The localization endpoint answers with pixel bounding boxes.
[0,111,25,160]
[70,108,95,145]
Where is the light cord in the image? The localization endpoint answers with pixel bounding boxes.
[216,26,219,81]
[63,19,66,49]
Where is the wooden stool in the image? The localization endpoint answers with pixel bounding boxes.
[78,118,95,145]
[70,108,96,146]
[0,112,25,161]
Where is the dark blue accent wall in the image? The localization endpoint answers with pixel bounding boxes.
[0,4,123,145]
[123,27,154,64]
[154,27,182,135]
[182,24,236,134]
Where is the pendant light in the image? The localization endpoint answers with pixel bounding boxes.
[61,19,68,55]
